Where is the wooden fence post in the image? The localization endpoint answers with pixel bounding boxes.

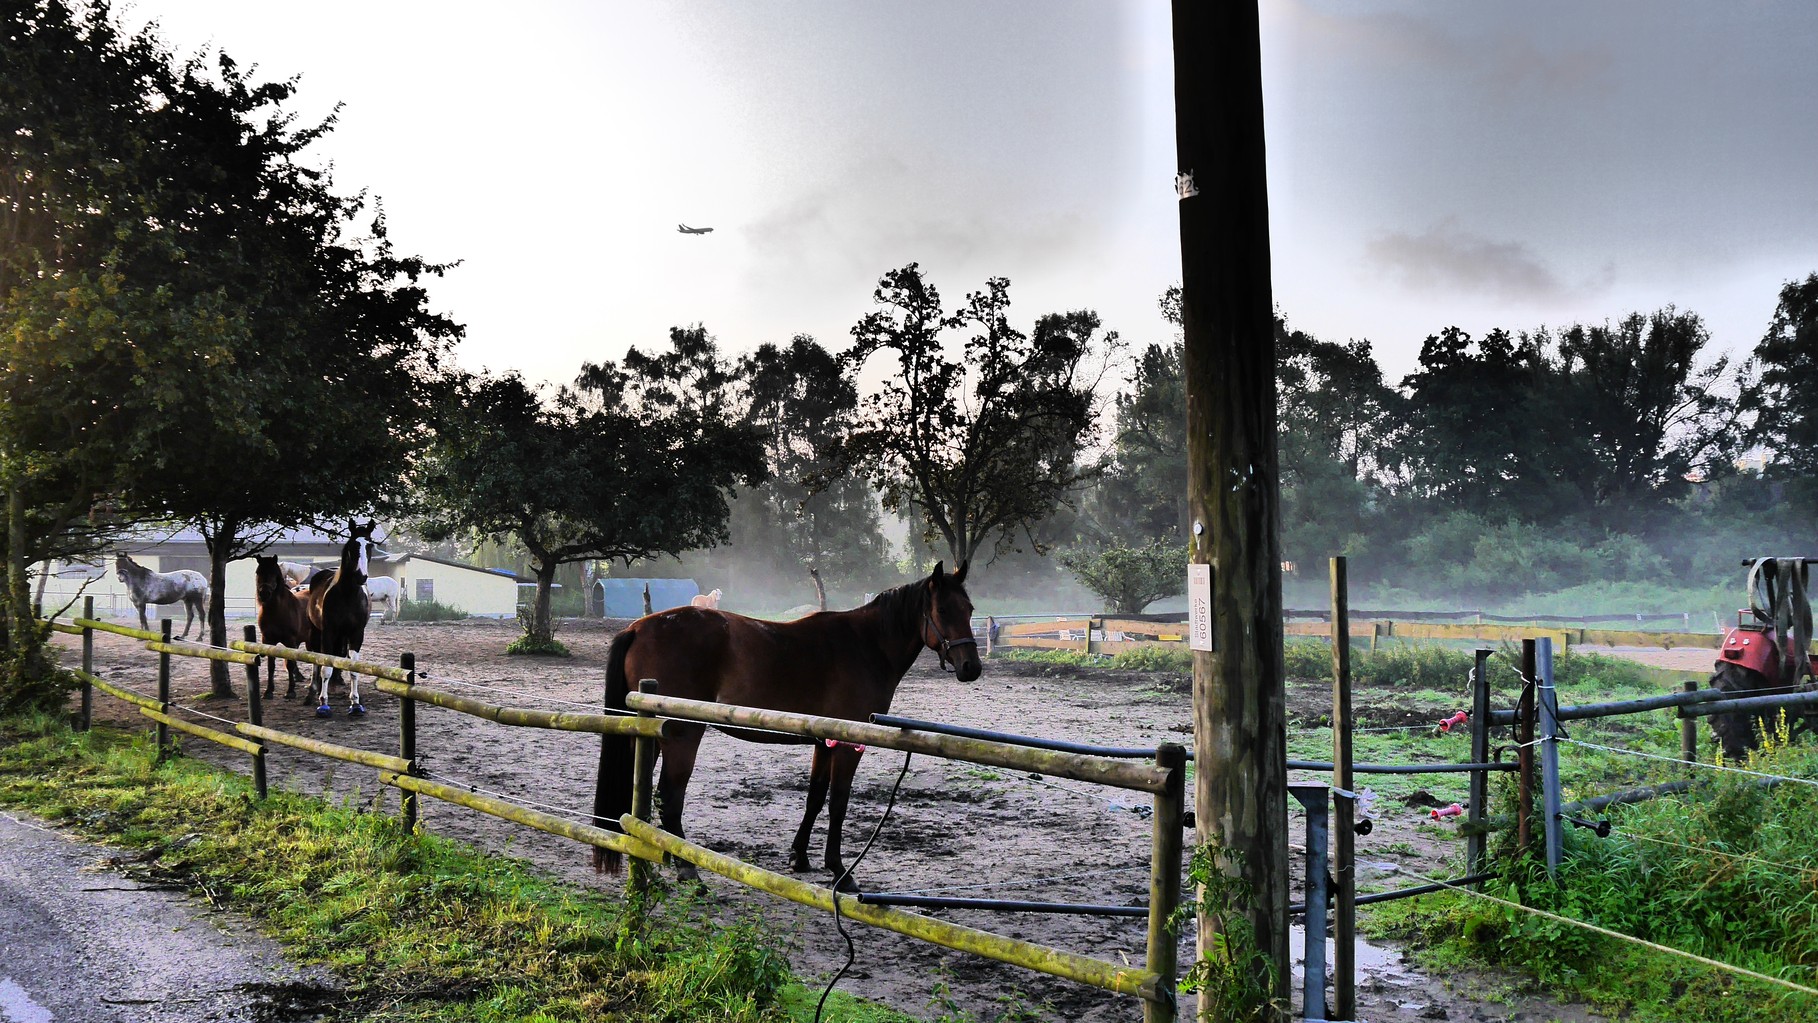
[1144,742,1186,1023]
[984,615,995,657]
[629,678,660,899]
[1466,648,1492,882]
[400,651,418,833]
[1681,677,1699,765]
[1329,557,1356,1022]
[156,618,172,754]
[80,596,94,732]
[1517,639,1536,854]
[243,625,267,799]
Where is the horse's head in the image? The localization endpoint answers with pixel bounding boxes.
[253,555,285,599]
[342,520,376,578]
[114,554,134,582]
[921,560,981,682]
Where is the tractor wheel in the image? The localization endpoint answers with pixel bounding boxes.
[1709,660,1770,759]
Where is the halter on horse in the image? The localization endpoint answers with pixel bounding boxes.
[592,561,981,891]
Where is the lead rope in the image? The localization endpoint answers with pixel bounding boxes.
[813,750,913,1023]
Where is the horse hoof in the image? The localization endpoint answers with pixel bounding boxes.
[349,704,367,716]
[833,873,861,894]
[316,705,333,718]
[790,855,812,873]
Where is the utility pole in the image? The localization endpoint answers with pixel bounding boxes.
[1172,1,1290,1018]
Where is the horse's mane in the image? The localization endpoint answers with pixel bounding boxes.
[864,579,928,633]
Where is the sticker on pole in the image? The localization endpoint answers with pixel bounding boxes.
[1188,563,1213,652]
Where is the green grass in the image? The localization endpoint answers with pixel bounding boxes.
[506,634,572,657]
[395,598,470,622]
[0,715,912,1022]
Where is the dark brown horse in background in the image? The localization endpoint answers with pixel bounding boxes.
[593,562,981,891]
[306,520,375,717]
[253,555,315,700]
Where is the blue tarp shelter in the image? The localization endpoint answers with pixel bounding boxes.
[597,578,700,618]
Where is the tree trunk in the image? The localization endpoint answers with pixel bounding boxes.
[4,482,48,702]
[1174,1,1290,1018]
[206,531,235,697]
[531,560,557,643]
[810,568,827,611]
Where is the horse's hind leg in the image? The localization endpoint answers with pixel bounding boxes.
[822,743,868,892]
[313,664,333,717]
[791,742,833,872]
[656,726,707,883]
[345,654,366,715]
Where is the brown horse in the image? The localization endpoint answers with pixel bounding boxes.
[306,520,375,717]
[592,562,981,891]
[253,555,315,700]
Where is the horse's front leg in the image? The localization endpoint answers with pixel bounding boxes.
[792,741,833,873]
[313,663,333,717]
[135,601,149,632]
[345,649,366,715]
[823,743,867,892]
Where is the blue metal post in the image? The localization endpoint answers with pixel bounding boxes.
[1290,785,1329,1021]
[1538,637,1563,877]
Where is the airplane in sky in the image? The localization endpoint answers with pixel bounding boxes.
[677,224,713,235]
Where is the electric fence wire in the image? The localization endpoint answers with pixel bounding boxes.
[1560,738,1818,790]
[425,768,599,824]
[815,751,913,1023]
[1391,866,1818,998]
[1610,828,1817,876]
[877,864,1147,897]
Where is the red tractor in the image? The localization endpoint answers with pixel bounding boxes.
[1709,557,1818,757]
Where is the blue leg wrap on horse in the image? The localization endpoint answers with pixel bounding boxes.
[316,705,333,717]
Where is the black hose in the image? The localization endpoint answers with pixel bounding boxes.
[814,750,913,1023]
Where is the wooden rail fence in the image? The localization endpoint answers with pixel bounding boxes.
[44,599,1189,1023]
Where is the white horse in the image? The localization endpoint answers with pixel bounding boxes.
[690,588,722,609]
[365,576,400,620]
[279,562,314,589]
[114,554,209,638]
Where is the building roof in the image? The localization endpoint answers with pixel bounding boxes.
[377,550,539,585]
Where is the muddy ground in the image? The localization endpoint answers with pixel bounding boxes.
[57,618,1614,1023]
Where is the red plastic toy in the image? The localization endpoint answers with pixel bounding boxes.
[1430,803,1465,820]
[1435,710,1469,734]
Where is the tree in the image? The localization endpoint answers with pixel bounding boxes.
[846,264,1114,568]
[1098,339,1188,543]
[1060,539,1185,614]
[1555,308,1735,518]
[413,332,765,648]
[735,335,891,603]
[1745,273,1818,487]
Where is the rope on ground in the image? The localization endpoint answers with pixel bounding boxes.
[1560,739,1818,790]
[1397,868,1818,998]
[1611,829,1817,876]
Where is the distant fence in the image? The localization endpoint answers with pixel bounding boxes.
[983,612,1723,657]
[44,599,1190,1023]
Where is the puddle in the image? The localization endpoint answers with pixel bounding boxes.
[1289,924,1422,985]
[0,979,52,1023]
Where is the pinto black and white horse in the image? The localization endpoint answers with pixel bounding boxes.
[306,520,376,717]
[114,554,209,639]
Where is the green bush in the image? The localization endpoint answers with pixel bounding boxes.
[1111,645,1192,673]
[506,633,571,657]
[395,597,468,622]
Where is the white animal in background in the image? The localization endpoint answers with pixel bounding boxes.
[279,562,314,589]
[690,588,722,609]
[365,577,401,620]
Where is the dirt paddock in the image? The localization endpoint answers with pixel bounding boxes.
[57,618,1613,1022]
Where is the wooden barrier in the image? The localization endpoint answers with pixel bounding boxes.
[76,669,164,714]
[372,679,672,738]
[231,639,411,683]
[382,771,662,864]
[626,691,1173,794]
[236,722,411,773]
[147,640,259,666]
[73,617,164,642]
[621,816,1164,1003]
[141,707,264,756]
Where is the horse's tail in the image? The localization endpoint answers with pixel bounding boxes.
[593,628,637,874]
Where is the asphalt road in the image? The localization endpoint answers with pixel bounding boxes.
[0,813,337,1023]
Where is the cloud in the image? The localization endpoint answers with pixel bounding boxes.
[1364,219,1613,304]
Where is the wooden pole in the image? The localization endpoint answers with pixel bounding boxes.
[400,651,417,833]
[79,596,93,731]
[1466,649,1492,881]
[1517,639,1537,854]
[628,679,659,899]
[1681,677,1699,765]
[1173,0,1289,1012]
[1145,743,1187,1023]
[1329,557,1355,1022]
[243,625,267,799]
[156,618,172,753]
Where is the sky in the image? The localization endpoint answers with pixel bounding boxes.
[117,0,1818,388]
